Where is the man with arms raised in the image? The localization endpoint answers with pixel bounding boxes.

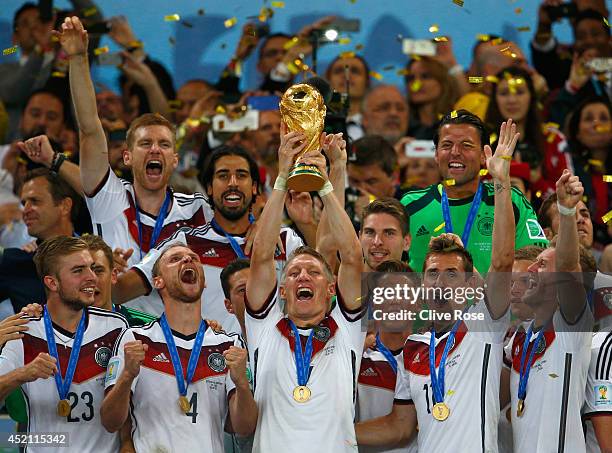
[0,236,128,452]
[57,17,213,313]
[101,244,256,451]
[246,125,364,452]
[402,110,547,273]
[356,120,519,452]
[509,170,596,453]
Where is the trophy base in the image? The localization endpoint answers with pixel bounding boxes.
[287,165,326,192]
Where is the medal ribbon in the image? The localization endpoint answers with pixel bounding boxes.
[135,190,172,259]
[517,322,546,403]
[288,320,315,387]
[441,182,483,246]
[159,314,207,397]
[429,319,461,405]
[375,333,398,375]
[210,214,255,259]
[43,306,87,401]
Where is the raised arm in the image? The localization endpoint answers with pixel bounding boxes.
[246,124,306,311]
[484,119,519,319]
[120,52,170,118]
[554,170,587,323]
[57,16,108,195]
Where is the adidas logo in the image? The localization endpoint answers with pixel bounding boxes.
[416,225,430,237]
[153,352,170,363]
[361,367,377,377]
[203,248,218,258]
[413,353,420,363]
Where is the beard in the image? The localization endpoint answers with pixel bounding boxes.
[213,191,252,221]
[58,288,90,311]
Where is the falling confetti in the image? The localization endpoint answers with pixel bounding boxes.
[595,124,611,133]
[370,71,383,80]
[516,26,531,32]
[452,0,464,6]
[181,21,194,28]
[476,34,490,42]
[164,14,180,22]
[602,175,612,182]
[450,110,458,119]
[2,46,18,56]
[434,36,449,42]
[83,7,98,17]
[469,76,484,83]
[602,210,612,224]
[271,1,285,7]
[429,24,439,33]
[444,178,456,186]
[93,46,109,56]
[548,373,559,379]
[340,51,356,59]
[169,37,176,45]
[410,80,422,92]
[514,7,522,14]
[434,222,446,232]
[588,159,604,167]
[338,37,351,45]
[355,44,364,51]
[51,71,66,78]
[485,75,499,83]
[604,17,610,28]
[396,68,410,76]
[489,133,498,144]
[224,17,238,28]
[479,169,489,176]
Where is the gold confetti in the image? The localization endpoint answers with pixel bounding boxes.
[479,169,489,176]
[434,36,449,42]
[186,118,201,128]
[446,389,455,396]
[602,210,612,224]
[434,222,446,232]
[93,46,109,56]
[259,7,274,22]
[499,156,512,161]
[604,17,610,28]
[516,26,531,32]
[168,100,181,108]
[338,37,351,45]
[603,175,612,182]
[547,133,556,143]
[452,0,464,6]
[271,1,285,7]
[215,105,227,114]
[429,24,439,33]
[51,71,66,78]
[476,34,490,42]
[51,35,59,42]
[2,46,18,56]
[450,110,458,119]
[535,190,542,198]
[410,80,422,92]
[515,7,522,14]
[224,17,237,28]
[500,45,511,53]
[370,71,383,80]
[468,76,484,84]
[595,124,611,133]
[544,122,560,130]
[340,51,356,59]
[127,40,144,48]
[164,14,180,22]
[549,373,559,378]
[284,36,300,50]
[485,75,499,83]
[588,159,604,167]
[444,178,456,186]
[582,195,588,202]
[491,37,504,45]
[411,54,421,61]
[83,7,98,17]
[355,44,364,51]
[489,133,498,144]
[396,68,410,76]
[382,65,395,71]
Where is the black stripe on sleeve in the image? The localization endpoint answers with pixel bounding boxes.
[557,353,572,453]
[596,331,612,380]
[480,344,492,453]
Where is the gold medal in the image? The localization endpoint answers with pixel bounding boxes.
[293,385,311,403]
[517,399,525,417]
[57,399,71,417]
[432,402,450,421]
[178,395,191,414]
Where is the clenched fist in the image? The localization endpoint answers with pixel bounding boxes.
[123,341,148,379]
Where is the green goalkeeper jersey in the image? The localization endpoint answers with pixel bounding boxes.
[401,182,548,272]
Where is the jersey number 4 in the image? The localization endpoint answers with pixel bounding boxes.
[66,391,94,422]
[185,393,198,423]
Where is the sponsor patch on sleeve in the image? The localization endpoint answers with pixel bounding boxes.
[594,383,612,407]
[105,357,122,387]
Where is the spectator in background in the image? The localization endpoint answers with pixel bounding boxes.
[362,85,409,146]
[404,56,459,139]
[325,54,371,141]
[531,3,610,91]
[402,140,440,189]
[174,79,217,125]
[564,96,611,245]
[486,67,572,198]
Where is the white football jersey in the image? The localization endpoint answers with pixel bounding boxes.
[508,309,593,453]
[0,307,128,453]
[85,169,214,314]
[357,347,418,453]
[105,320,243,452]
[134,225,303,335]
[394,301,509,453]
[582,330,611,453]
[245,289,367,453]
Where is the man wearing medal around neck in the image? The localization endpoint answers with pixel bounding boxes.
[508,170,595,453]
[356,119,519,452]
[101,244,257,451]
[0,236,129,453]
[246,125,365,452]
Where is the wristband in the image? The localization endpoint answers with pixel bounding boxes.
[50,153,66,174]
[318,181,334,197]
[273,176,288,192]
[557,201,576,217]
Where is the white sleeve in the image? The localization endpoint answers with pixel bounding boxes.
[132,231,188,289]
[462,298,510,345]
[394,358,412,402]
[105,329,138,391]
[583,333,612,416]
[225,334,246,397]
[0,338,24,376]
[282,228,304,258]
[553,307,594,353]
[85,169,130,223]
[245,289,283,352]
[331,289,367,356]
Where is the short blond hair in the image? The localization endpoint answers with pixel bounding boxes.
[33,236,89,279]
[126,113,176,150]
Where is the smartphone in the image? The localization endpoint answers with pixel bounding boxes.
[405,140,436,158]
[247,95,280,111]
[88,21,112,34]
[545,2,578,20]
[402,39,436,57]
[97,52,123,66]
[327,18,361,33]
[586,58,612,73]
[38,0,53,23]
[212,110,259,133]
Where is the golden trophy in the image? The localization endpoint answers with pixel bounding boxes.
[279,83,327,192]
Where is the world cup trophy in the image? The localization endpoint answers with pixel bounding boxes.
[279,83,327,192]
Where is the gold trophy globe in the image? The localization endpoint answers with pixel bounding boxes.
[279,83,327,192]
